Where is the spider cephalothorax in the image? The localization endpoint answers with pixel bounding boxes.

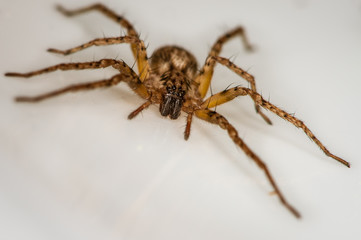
[158,71,188,119]
[5,3,349,219]
[150,46,198,119]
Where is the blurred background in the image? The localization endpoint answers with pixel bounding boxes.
[1,0,361,239]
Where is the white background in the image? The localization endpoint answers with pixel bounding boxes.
[1,0,361,239]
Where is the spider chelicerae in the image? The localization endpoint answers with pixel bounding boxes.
[5,3,350,218]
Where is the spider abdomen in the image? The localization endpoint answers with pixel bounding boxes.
[150,46,198,79]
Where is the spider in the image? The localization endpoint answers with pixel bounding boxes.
[5,3,349,218]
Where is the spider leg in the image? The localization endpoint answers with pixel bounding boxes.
[195,109,301,218]
[184,113,194,140]
[201,86,249,109]
[14,74,124,102]
[7,59,132,77]
[48,36,150,81]
[6,59,150,100]
[195,26,253,98]
[195,27,270,124]
[202,86,350,167]
[127,100,152,119]
[246,88,350,167]
[10,63,149,103]
[56,4,140,61]
[201,56,271,124]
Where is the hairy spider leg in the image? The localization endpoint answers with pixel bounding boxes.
[203,56,271,124]
[195,27,270,124]
[195,109,301,218]
[202,86,350,168]
[6,59,149,102]
[47,36,150,81]
[196,27,252,97]
[14,74,122,102]
[127,100,152,119]
[55,4,148,79]
[184,113,194,140]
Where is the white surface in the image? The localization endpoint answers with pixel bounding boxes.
[1,0,361,239]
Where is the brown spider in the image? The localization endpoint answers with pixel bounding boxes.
[5,4,349,218]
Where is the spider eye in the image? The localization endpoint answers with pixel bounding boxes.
[177,90,186,97]
[166,86,171,92]
[172,85,176,91]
